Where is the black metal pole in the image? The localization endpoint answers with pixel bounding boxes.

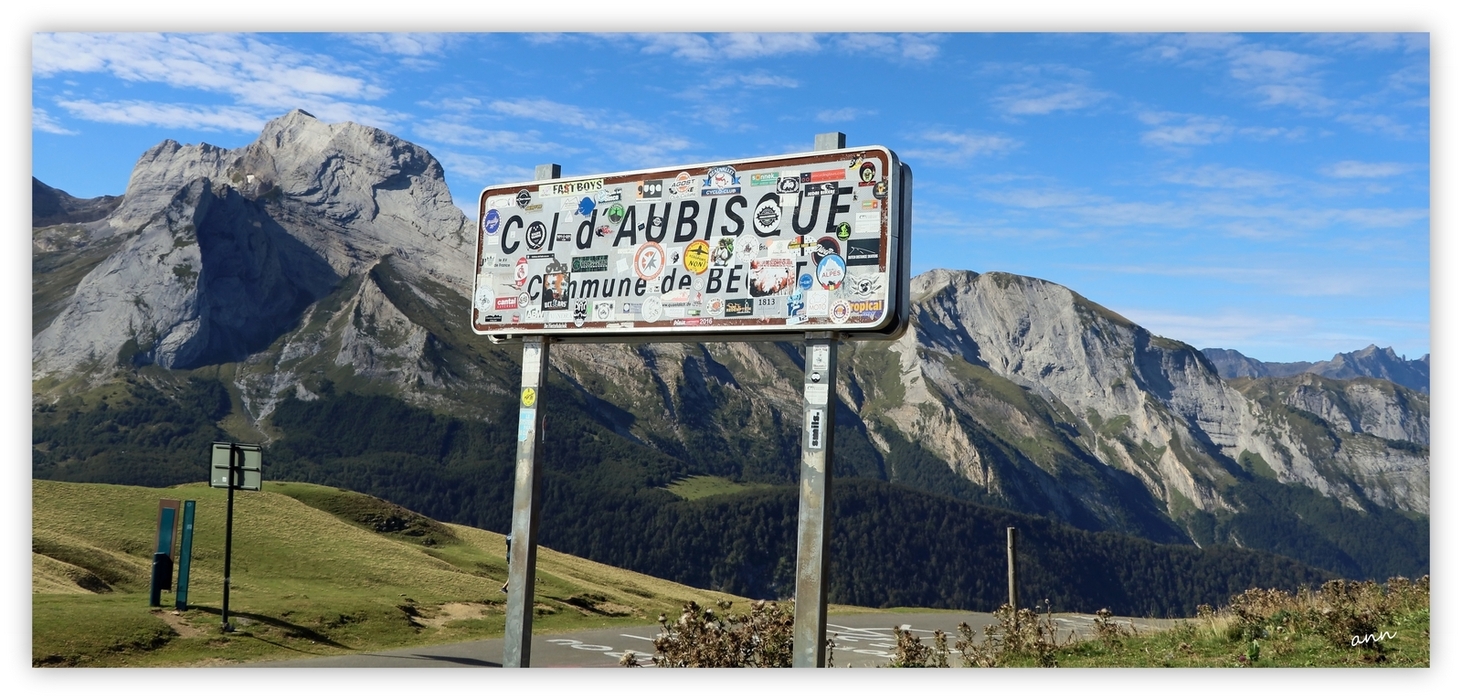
[221,443,238,632]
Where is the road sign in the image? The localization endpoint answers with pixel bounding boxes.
[210,442,262,491]
[472,147,911,342]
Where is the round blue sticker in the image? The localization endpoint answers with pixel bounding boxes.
[817,255,847,290]
[799,273,814,290]
[577,197,595,217]
[484,208,500,234]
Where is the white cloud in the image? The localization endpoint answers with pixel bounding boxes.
[1337,112,1422,140]
[34,33,392,122]
[1162,165,1289,189]
[738,73,799,88]
[995,84,1110,116]
[1139,111,1234,147]
[32,107,77,135]
[1321,161,1417,179]
[1114,307,1318,350]
[836,33,941,61]
[345,33,451,57]
[1235,125,1308,141]
[901,130,1020,164]
[816,107,873,123]
[413,120,565,152]
[53,99,266,132]
[487,97,661,141]
[980,188,1097,209]
[1096,263,1424,299]
[634,33,820,62]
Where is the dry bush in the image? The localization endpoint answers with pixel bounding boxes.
[650,600,793,667]
[890,627,949,668]
[1209,575,1428,658]
[954,602,1062,667]
[1091,607,1135,650]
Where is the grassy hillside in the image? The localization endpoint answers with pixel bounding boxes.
[33,479,860,667]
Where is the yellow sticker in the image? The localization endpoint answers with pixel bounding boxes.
[521,388,536,407]
[684,239,710,274]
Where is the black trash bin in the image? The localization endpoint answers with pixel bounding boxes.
[149,552,174,607]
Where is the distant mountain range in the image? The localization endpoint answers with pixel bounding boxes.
[32,112,1428,612]
[31,177,122,228]
[1202,346,1429,393]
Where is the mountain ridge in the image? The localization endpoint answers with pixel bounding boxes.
[1202,346,1429,394]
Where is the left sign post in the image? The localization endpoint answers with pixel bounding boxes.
[210,442,262,632]
[502,163,560,669]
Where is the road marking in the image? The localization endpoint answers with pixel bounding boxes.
[620,634,655,641]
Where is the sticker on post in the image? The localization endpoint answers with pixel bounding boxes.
[518,408,535,443]
[522,346,543,378]
[806,408,825,451]
[804,382,829,406]
[809,344,830,372]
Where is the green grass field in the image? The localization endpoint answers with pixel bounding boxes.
[33,478,879,667]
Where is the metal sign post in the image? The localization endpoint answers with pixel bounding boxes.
[209,442,261,632]
[792,132,846,668]
[501,164,560,669]
[502,335,550,667]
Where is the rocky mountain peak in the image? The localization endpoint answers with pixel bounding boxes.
[33,111,470,379]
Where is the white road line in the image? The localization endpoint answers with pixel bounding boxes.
[620,634,655,641]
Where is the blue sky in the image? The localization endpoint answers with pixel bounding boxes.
[30,31,1432,362]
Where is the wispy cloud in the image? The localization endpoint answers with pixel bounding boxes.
[1114,307,1318,351]
[1139,111,1234,147]
[35,34,386,104]
[413,120,566,152]
[979,188,1098,209]
[53,99,266,132]
[1094,263,1425,297]
[816,107,874,123]
[34,33,401,131]
[487,98,659,140]
[433,152,533,199]
[1321,161,1418,178]
[979,62,1111,118]
[1336,112,1422,140]
[344,33,452,57]
[995,84,1110,116]
[1162,165,1289,189]
[902,130,1020,164]
[634,33,820,61]
[835,33,941,61]
[32,106,77,135]
[1138,111,1306,149]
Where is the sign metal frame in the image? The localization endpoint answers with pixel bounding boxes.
[472,147,910,344]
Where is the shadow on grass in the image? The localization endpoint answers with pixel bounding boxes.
[185,605,351,651]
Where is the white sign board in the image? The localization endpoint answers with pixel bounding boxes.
[210,442,262,491]
[472,147,910,341]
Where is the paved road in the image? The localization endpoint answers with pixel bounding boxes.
[250,612,1175,668]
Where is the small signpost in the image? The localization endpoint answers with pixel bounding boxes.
[474,135,912,668]
[176,500,197,611]
[210,442,262,631]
